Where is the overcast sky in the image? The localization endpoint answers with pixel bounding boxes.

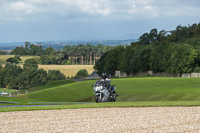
[0,0,200,43]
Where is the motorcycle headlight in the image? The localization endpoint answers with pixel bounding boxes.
[95,86,102,91]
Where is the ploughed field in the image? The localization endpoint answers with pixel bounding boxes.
[1,107,200,132]
[26,77,200,102]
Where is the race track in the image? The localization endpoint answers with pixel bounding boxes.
[1,107,200,132]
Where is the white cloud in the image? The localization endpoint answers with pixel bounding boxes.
[9,1,38,14]
[77,0,111,16]
[0,0,200,42]
[0,0,200,21]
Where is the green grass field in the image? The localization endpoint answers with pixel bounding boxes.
[2,77,200,112]
[0,96,41,104]
[26,77,200,102]
[0,80,74,104]
[19,80,74,94]
[0,88,17,93]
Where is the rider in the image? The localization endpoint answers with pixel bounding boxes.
[101,73,111,92]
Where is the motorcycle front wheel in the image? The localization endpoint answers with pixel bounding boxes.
[95,95,101,103]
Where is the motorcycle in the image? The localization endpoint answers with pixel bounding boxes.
[92,80,119,103]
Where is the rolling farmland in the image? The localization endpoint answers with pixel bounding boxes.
[0,55,38,64]
[0,55,94,77]
[38,65,94,77]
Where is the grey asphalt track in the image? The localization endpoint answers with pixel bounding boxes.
[0,101,20,104]
[0,105,56,108]
[28,102,94,104]
[0,102,95,108]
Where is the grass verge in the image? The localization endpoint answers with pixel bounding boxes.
[1,101,200,112]
[0,88,17,93]
[0,96,43,105]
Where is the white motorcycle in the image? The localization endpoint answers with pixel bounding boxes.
[92,80,119,103]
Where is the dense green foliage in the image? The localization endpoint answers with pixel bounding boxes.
[11,42,45,56]
[6,55,21,64]
[0,51,6,55]
[0,59,66,90]
[94,46,125,75]
[47,70,66,81]
[95,23,200,75]
[27,77,200,102]
[23,58,38,70]
[0,64,23,89]
[73,69,89,79]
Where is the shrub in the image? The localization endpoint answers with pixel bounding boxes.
[74,69,88,79]
[194,67,200,72]
[47,70,66,81]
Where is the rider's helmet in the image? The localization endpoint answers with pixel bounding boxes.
[102,73,107,80]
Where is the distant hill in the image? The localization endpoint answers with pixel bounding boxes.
[0,39,137,50]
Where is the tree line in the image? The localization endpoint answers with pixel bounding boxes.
[94,23,200,75]
[0,51,6,55]
[11,42,115,65]
[0,58,66,90]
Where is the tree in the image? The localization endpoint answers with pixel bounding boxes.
[29,44,45,56]
[0,51,6,55]
[94,23,200,75]
[149,42,167,72]
[74,69,89,79]
[0,64,23,88]
[6,55,22,64]
[94,46,124,75]
[24,41,31,55]
[11,47,26,55]
[136,28,158,45]
[47,70,66,81]
[166,43,197,74]
[45,47,55,55]
[0,64,3,87]
[0,58,66,90]
[16,68,48,90]
[23,58,38,70]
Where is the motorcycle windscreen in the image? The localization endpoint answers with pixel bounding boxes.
[95,80,104,87]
